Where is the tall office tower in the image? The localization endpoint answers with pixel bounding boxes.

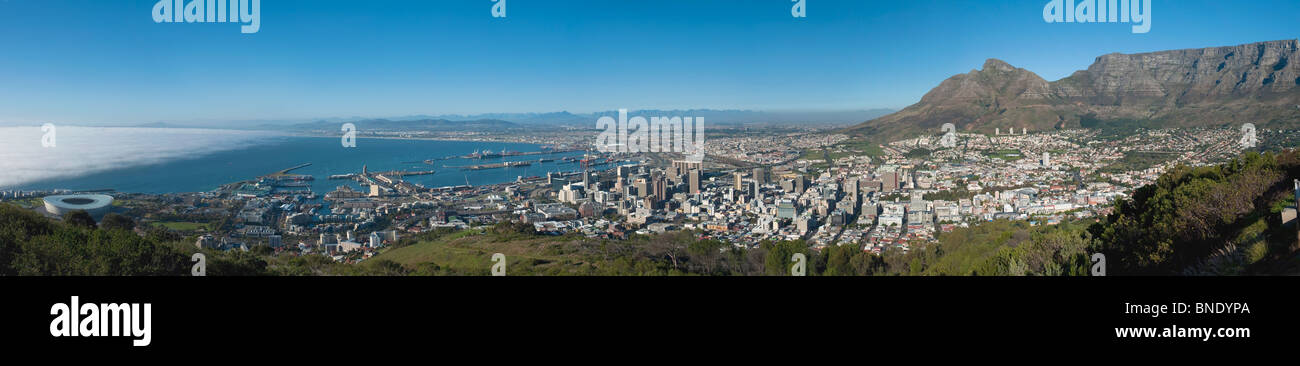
[582,169,591,188]
[883,172,899,192]
[734,172,746,190]
[1042,152,1050,168]
[795,176,807,195]
[653,173,668,200]
[623,183,636,198]
[673,159,703,172]
[617,165,631,179]
[753,167,766,185]
[689,169,701,194]
[634,177,649,198]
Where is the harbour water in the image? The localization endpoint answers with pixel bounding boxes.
[6,129,591,194]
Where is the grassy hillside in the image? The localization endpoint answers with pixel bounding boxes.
[1089,151,1300,275]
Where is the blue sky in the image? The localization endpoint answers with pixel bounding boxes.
[0,0,1296,124]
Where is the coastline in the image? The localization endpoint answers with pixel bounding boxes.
[4,132,586,195]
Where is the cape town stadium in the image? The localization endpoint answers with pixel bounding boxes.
[43,194,114,218]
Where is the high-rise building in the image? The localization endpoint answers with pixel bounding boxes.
[652,173,668,201]
[734,172,746,190]
[579,201,598,218]
[688,169,701,194]
[559,184,585,203]
[673,160,703,172]
[634,177,649,198]
[753,167,767,185]
[550,176,569,192]
[777,200,797,219]
[883,172,899,192]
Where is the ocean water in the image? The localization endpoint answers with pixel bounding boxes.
[1,127,590,194]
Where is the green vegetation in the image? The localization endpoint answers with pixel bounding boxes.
[905,148,933,159]
[1089,151,1300,275]
[1078,114,1151,140]
[886,220,1091,276]
[1098,151,1178,174]
[986,149,1023,161]
[0,204,190,275]
[835,140,886,158]
[798,149,826,161]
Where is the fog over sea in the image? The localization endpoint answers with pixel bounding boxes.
[0,126,588,194]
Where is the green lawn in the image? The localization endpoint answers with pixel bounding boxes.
[367,228,587,275]
[986,149,1023,161]
[836,141,886,158]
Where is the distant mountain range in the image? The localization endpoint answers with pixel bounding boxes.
[29,108,894,130]
[286,118,520,132]
[358,108,897,127]
[846,39,1300,140]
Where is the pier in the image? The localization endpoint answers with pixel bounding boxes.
[449,161,532,171]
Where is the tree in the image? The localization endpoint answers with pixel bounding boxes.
[100,213,136,232]
[763,240,812,275]
[63,210,97,229]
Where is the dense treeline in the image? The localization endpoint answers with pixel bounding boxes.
[0,205,189,275]
[1089,151,1300,275]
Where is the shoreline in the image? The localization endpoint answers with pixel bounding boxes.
[3,135,583,195]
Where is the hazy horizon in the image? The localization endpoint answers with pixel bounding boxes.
[0,107,900,127]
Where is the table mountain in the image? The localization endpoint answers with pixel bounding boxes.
[847,39,1300,140]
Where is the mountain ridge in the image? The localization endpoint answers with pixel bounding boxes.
[847,39,1300,140]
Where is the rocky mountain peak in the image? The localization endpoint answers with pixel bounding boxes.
[847,39,1300,140]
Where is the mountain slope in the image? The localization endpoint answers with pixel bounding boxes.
[848,39,1300,140]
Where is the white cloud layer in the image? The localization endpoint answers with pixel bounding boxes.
[0,127,277,189]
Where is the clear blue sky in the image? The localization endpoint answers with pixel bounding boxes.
[0,0,1296,124]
